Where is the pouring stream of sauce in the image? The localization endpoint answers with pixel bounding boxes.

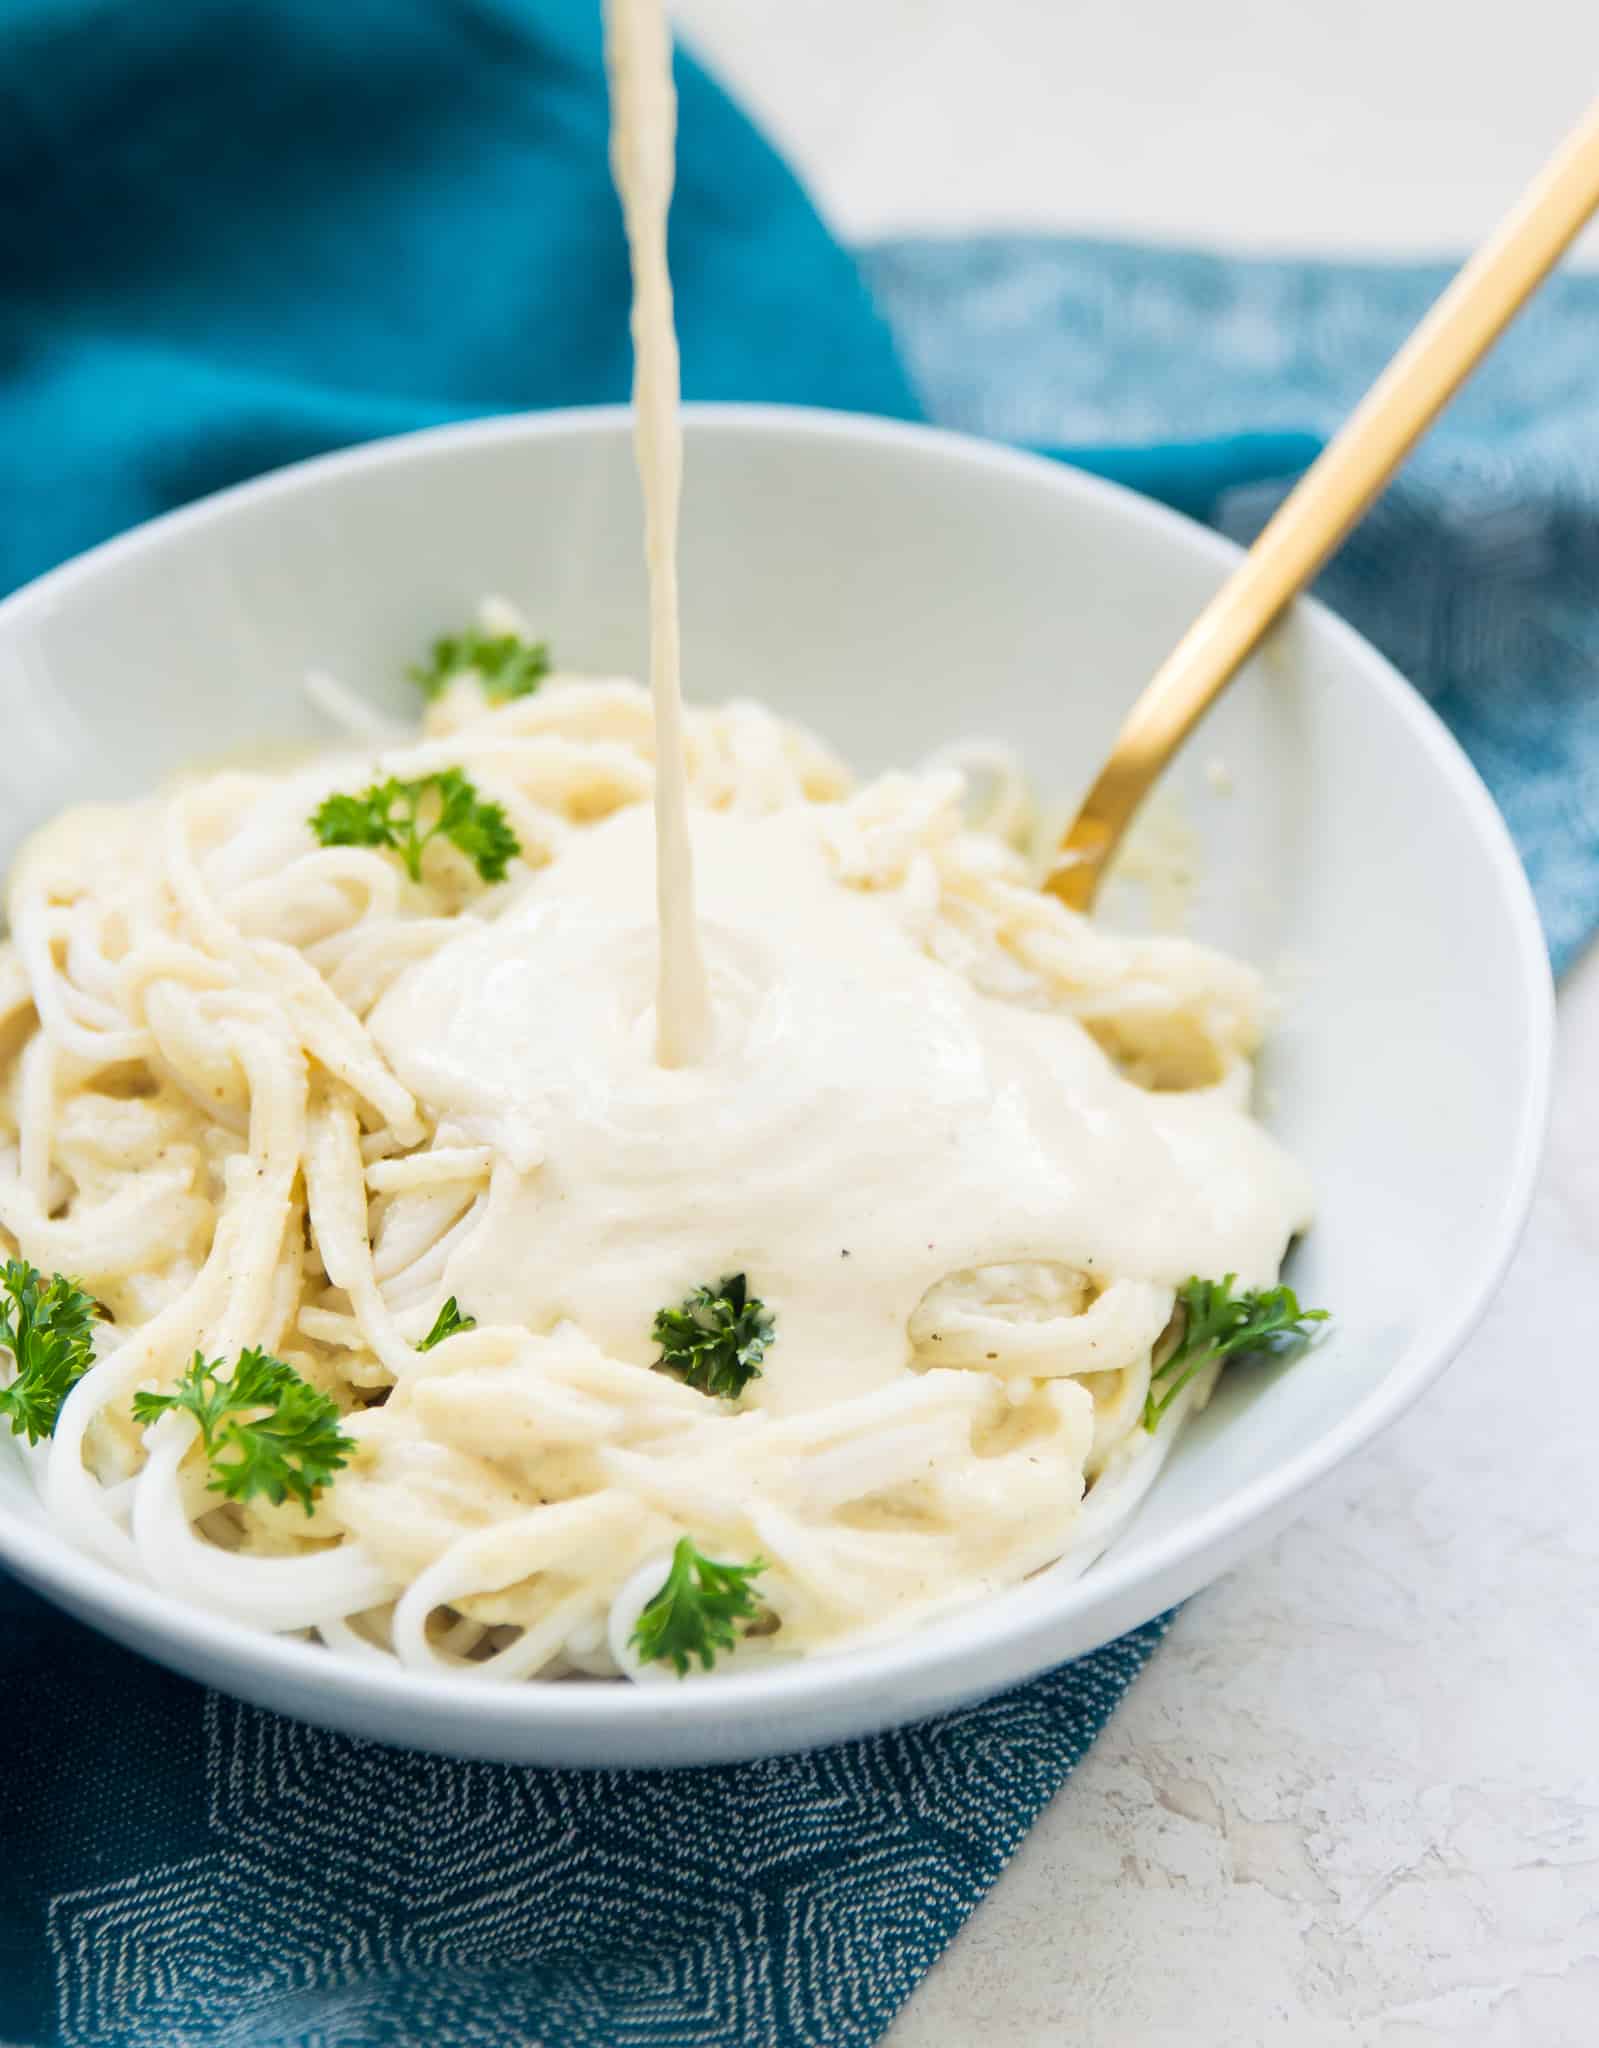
[603,0,713,1068]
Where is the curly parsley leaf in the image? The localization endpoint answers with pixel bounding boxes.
[1144,1274,1329,1431]
[630,1536,769,1676]
[418,1296,476,1351]
[409,630,551,703]
[132,1348,353,1514]
[310,768,519,885]
[0,1261,101,1444]
[651,1273,774,1400]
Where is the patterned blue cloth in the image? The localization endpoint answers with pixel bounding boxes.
[865,236,1599,973]
[3,8,1594,2048]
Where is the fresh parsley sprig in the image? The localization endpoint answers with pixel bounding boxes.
[310,768,519,885]
[410,630,551,703]
[418,1296,476,1351]
[132,1348,354,1514]
[651,1274,774,1400]
[630,1537,769,1676]
[0,1260,101,1444]
[1144,1274,1328,1431]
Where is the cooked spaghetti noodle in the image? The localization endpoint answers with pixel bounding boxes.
[0,629,1312,1682]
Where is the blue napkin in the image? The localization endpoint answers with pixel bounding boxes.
[2,7,1591,2048]
[866,236,1599,973]
[0,0,914,596]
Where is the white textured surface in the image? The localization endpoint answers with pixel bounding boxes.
[675,4,1599,2040]
[676,0,1599,256]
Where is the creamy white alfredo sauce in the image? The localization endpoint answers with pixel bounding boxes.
[368,801,1312,1417]
[363,0,1312,1428]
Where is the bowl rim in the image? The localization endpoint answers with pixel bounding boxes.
[0,401,1556,1746]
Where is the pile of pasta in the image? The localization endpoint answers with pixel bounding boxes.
[0,644,1266,1681]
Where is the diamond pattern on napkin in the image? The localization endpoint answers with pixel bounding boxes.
[43,1625,1167,2048]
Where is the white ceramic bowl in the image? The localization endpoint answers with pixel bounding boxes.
[0,408,1551,1767]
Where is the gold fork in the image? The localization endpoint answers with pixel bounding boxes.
[1047,92,1599,914]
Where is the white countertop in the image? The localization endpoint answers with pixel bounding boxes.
[676,6,1599,2040]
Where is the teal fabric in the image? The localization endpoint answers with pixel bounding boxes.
[0,0,915,596]
[0,1573,1170,2048]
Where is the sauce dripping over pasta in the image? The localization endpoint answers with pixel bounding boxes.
[360,0,1310,1421]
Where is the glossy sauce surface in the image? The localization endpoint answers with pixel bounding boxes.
[370,802,1313,1415]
